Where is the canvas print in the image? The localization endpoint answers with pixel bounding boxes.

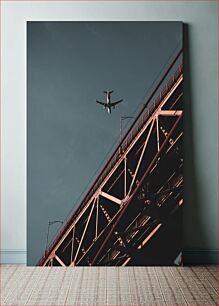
[27,21,183,266]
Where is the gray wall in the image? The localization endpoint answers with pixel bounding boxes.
[1,1,218,263]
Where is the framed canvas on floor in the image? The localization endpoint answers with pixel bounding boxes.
[27,21,183,266]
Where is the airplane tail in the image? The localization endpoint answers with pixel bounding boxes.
[104,90,114,94]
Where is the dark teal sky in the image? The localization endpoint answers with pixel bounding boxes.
[27,21,182,265]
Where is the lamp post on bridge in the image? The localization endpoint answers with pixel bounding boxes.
[45,220,64,256]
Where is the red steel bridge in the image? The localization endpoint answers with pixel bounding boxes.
[38,50,183,266]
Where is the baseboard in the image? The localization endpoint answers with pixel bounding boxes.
[183,249,218,265]
[0,249,217,265]
[0,249,26,264]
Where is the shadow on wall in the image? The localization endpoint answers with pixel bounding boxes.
[183,23,206,254]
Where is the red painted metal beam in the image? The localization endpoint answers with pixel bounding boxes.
[91,113,183,265]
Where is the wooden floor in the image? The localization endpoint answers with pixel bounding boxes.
[1,265,218,305]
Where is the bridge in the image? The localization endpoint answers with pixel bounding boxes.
[38,49,183,266]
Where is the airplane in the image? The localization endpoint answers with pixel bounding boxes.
[96,90,123,114]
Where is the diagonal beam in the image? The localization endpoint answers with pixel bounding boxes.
[159,110,182,117]
[128,119,155,196]
[169,92,183,110]
[107,168,124,193]
[122,257,131,266]
[100,191,122,206]
[55,254,66,267]
[75,204,125,265]
[70,226,75,263]
[70,198,96,266]
[121,223,162,266]
[156,116,160,152]
[166,132,183,154]
[137,224,162,249]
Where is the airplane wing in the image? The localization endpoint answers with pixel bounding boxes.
[96,100,106,106]
[111,99,123,107]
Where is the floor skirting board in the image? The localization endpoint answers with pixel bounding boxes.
[0,249,26,264]
[0,249,218,265]
[183,249,218,265]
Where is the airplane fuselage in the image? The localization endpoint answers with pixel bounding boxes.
[96,90,123,114]
[106,92,111,113]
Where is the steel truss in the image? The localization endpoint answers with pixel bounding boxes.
[38,64,183,267]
